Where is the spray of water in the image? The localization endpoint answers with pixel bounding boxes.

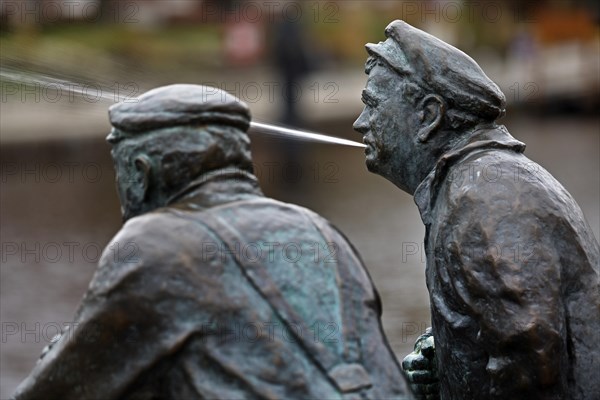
[1,65,123,102]
[250,121,365,147]
[1,65,365,147]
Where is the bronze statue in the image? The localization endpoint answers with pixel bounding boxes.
[354,20,600,400]
[12,85,413,399]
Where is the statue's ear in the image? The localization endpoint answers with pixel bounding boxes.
[134,155,152,199]
[417,94,445,143]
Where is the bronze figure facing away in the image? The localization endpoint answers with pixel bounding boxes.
[354,20,600,400]
[13,85,413,400]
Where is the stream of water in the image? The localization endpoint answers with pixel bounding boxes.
[1,66,366,147]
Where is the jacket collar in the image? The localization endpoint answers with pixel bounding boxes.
[414,125,525,225]
[167,167,264,211]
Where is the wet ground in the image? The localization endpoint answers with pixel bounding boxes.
[1,114,598,398]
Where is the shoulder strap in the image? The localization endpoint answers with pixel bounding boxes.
[285,203,363,364]
[169,199,372,394]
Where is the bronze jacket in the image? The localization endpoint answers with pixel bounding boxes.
[414,126,600,400]
[13,175,412,400]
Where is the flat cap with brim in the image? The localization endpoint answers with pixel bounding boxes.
[108,84,251,138]
[366,20,506,121]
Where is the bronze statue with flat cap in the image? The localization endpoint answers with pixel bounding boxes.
[12,85,413,400]
[354,20,600,400]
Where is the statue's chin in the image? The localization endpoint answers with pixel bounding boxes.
[365,158,378,173]
[121,204,143,222]
[121,208,135,222]
[365,158,406,191]
[365,150,385,175]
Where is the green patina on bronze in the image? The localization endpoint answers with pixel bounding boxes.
[13,84,414,400]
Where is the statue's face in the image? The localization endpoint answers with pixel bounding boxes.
[109,136,149,221]
[353,63,421,193]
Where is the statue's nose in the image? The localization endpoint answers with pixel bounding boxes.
[353,110,369,134]
[106,129,121,144]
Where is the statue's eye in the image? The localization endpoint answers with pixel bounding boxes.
[361,91,378,107]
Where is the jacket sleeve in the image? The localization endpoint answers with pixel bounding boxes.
[12,215,202,400]
[439,186,568,399]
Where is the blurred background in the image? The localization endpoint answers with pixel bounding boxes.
[1,0,598,396]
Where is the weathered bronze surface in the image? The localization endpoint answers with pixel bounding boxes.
[354,20,600,400]
[12,85,413,399]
